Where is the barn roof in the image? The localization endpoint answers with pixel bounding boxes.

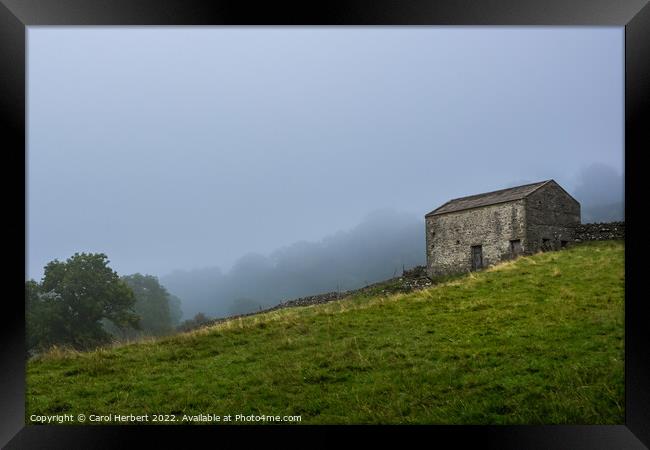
[425,180,555,217]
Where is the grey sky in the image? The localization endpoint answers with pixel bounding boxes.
[27,27,623,280]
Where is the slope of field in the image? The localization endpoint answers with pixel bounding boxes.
[26,241,624,424]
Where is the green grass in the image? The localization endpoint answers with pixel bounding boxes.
[26,241,624,425]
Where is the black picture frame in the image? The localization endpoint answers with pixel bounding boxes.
[2,1,648,448]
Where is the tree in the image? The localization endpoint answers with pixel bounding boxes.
[27,253,139,352]
[120,274,174,337]
[25,280,55,352]
[177,312,211,333]
[168,294,183,327]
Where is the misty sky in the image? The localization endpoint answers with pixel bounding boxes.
[27,27,623,280]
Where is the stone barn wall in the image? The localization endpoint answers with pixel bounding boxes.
[525,182,581,253]
[425,200,526,277]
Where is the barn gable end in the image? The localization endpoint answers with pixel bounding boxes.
[524,180,581,253]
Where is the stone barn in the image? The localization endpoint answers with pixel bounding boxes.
[425,180,580,277]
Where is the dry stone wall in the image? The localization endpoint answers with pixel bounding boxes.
[573,222,624,242]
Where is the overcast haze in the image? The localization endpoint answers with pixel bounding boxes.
[27,27,623,315]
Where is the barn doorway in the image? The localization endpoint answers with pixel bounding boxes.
[510,239,522,257]
[471,245,483,270]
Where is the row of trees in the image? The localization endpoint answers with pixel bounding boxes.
[26,252,186,354]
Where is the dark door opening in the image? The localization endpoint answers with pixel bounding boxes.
[471,245,483,270]
[510,239,522,257]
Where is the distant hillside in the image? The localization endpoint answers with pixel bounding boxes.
[27,241,624,425]
[160,209,426,319]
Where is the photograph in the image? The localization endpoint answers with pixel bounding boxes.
[22,25,627,427]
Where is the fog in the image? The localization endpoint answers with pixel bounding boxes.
[161,209,425,318]
[27,27,623,319]
[573,164,624,223]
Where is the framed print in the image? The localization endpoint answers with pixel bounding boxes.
[2,0,649,448]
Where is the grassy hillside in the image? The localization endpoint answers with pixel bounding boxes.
[26,241,624,424]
